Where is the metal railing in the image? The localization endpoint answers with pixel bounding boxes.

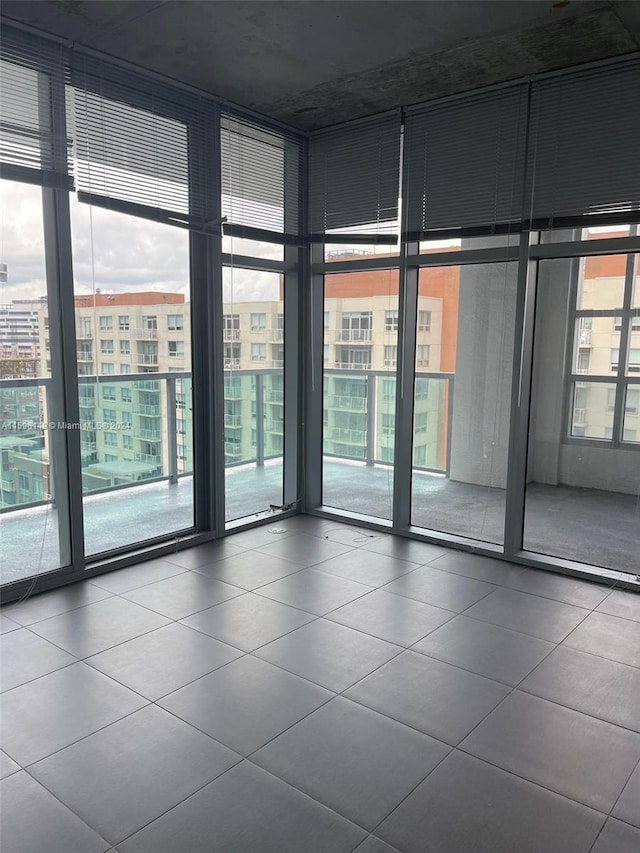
[334,329,372,343]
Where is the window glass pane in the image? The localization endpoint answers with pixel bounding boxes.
[633,256,640,308]
[525,254,640,571]
[627,347,640,375]
[70,198,193,557]
[623,385,640,443]
[323,270,399,520]
[572,316,619,376]
[222,234,284,262]
[222,267,284,523]
[570,382,615,438]
[323,221,399,262]
[0,180,69,581]
[419,233,520,254]
[411,262,516,544]
[576,255,626,309]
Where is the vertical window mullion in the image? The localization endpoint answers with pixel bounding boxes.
[612,242,638,444]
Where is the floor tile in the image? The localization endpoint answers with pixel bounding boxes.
[597,589,640,623]
[464,587,589,643]
[1,662,147,766]
[1,627,76,691]
[30,705,240,845]
[85,622,242,700]
[413,614,555,686]
[253,534,353,567]
[313,549,420,587]
[327,589,454,646]
[376,751,604,853]
[122,572,243,620]
[361,536,447,564]
[159,655,332,756]
[256,568,370,616]
[162,539,248,570]
[255,618,402,692]
[505,568,611,609]
[353,837,403,853]
[520,646,640,732]
[181,593,314,652]
[191,550,303,589]
[117,761,366,853]
[563,611,640,668]
[89,558,186,594]
[613,761,640,828]
[0,612,21,634]
[460,690,640,812]
[29,597,170,658]
[591,819,640,853]
[430,551,525,586]
[0,749,20,779]
[253,696,449,830]
[345,650,510,746]
[383,565,496,612]
[2,584,112,626]
[1,771,109,853]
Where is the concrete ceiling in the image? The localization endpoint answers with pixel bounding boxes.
[2,1,640,130]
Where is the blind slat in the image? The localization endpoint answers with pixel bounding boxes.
[309,113,400,233]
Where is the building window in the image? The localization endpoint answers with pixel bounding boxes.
[168,341,185,358]
[340,312,372,342]
[102,386,116,401]
[99,316,113,330]
[102,408,116,421]
[142,315,158,330]
[251,343,267,361]
[120,340,130,355]
[384,310,399,331]
[167,314,184,331]
[418,310,432,332]
[414,411,429,433]
[416,345,430,367]
[123,434,133,450]
[122,411,133,425]
[104,432,118,447]
[100,340,114,354]
[101,362,115,374]
[120,364,131,374]
[223,314,240,340]
[335,346,372,369]
[104,453,118,463]
[223,344,241,368]
[251,313,266,331]
[118,315,129,331]
[383,345,397,367]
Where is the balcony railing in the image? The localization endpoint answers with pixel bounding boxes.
[76,352,93,362]
[334,329,372,343]
[223,329,240,341]
[131,328,158,339]
[138,429,162,440]
[134,403,161,416]
[136,353,159,365]
[579,330,592,346]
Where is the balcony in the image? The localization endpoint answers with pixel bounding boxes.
[133,403,161,416]
[76,351,93,362]
[334,361,371,370]
[76,330,93,339]
[136,353,159,365]
[134,452,161,465]
[224,414,242,428]
[224,358,241,369]
[223,329,241,341]
[573,407,587,426]
[138,429,162,440]
[578,329,592,346]
[325,394,366,411]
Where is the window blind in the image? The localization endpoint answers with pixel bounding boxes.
[221,116,301,236]
[403,83,529,236]
[308,113,401,234]
[67,54,202,227]
[0,25,71,187]
[526,57,640,224]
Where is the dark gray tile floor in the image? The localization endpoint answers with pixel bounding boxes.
[1,516,639,853]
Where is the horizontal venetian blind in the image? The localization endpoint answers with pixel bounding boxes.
[526,56,640,224]
[404,83,528,235]
[67,54,207,227]
[0,25,71,187]
[309,113,401,233]
[221,116,301,236]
